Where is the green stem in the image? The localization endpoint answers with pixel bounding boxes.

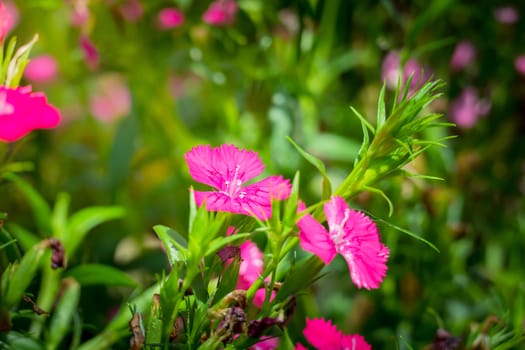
[29,260,61,337]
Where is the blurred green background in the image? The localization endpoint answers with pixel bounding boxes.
[2,0,525,348]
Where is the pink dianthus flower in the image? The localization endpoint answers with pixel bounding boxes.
[184,144,291,220]
[202,0,238,26]
[494,6,519,24]
[449,87,490,129]
[515,55,525,76]
[450,41,476,71]
[80,35,100,70]
[158,8,184,29]
[381,51,431,95]
[0,86,61,142]
[89,74,131,123]
[295,318,371,350]
[24,55,59,84]
[297,196,389,290]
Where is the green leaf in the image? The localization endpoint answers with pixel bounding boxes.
[46,279,81,350]
[5,331,44,350]
[283,171,300,229]
[204,233,250,257]
[2,241,48,308]
[287,136,332,199]
[64,264,137,287]
[373,216,440,253]
[65,206,125,258]
[51,193,71,241]
[273,255,324,304]
[4,223,39,253]
[212,252,242,305]
[153,225,188,266]
[1,172,52,235]
[376,83,387,129]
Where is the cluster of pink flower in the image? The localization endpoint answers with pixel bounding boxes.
[0,2,60,143]
[185,144,389,348]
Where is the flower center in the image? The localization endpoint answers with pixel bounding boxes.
[221,165,246,199]
[0,92,14,116]
[329,208,350,248]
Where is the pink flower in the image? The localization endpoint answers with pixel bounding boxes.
[494,6,519,24]
[450,41,476,71]
[515,55,525,76]
[89,74,131,123]
[24,55,59,83]
[381,51,403,90]
[297,196,389,290]
[236,240,264,290]
[0,86,61,142]
[157,8,185,29]
[69,0,90,28]
[202,0,238,26]
[251,337,278,350]
[449,87,490,129]
[381,51,430,94]
[295,318,371,350]
[0,1,15,42]
[80,35,100,70]
[184,144,291,220]
[119,0,143,23]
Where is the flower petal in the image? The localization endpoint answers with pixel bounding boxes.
[297,202,336,264]
[325,196,389,289]
[184,144,264,190]
[303,318,343,350]
[340,334,372,350]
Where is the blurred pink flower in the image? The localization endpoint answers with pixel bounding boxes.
[236,240,264,290]
[494,6,519,24]
[295,318,371,350]
[381,51,403,89]
[119,0,143,23]
[89,74,131,123]
[157,8,185,29]
[0,86,61,142]
[202,0,238,26]
[184,144,291,220]
[226,227,273,308]
[80,35,100,70]
[515,55,525,76]
[251,337,278,350]
[381,51,430,94]
[403,58,431,92]
[297,196,389,290]
[0,1,15,42]
[69,0,90,28]
[450,41,476,71]
[24,55,59,83]
[449,87,490,129]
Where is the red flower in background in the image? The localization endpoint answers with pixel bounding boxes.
[0,86,61,142]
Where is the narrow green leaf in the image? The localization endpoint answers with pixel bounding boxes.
[1,172,51,235]
[46,278,81,350]
[64,264,137,287]
[144,295,162,347]
[204,233,250,257]
[51,193,71,241]
[287,136,332,197]
[376,83,387,129]
[153,225,188,266]
[374,216,440,252]
[3,241,48,307]
[363,185,394,217]
[283,171,300,229]
[65,206,125,258]
[350,106,375,134]
[273,255,324,304]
